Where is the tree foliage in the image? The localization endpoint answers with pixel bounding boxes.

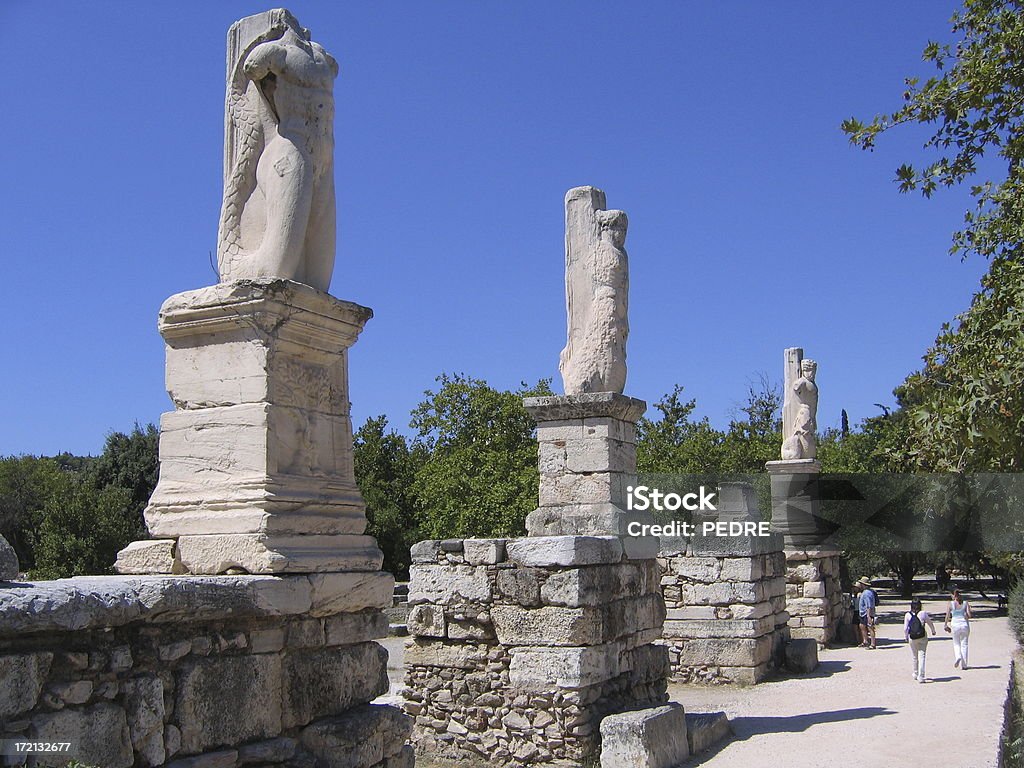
[637,380,782,475]
[353,415,425,578]
[0,424,158,579]
[844,0,1024,582]
[843,0,1024,261]
[410,374,552,540]
[891,257,1024,471]
[30,473,140,580]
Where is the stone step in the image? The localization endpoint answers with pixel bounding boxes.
[686,711,732,758]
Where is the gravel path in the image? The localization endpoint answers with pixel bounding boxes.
[679,599,1014,768]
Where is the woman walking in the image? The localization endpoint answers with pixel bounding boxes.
[904,598,936,683]
[944,588,973,670]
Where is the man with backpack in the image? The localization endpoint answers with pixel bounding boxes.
[905,598,937,683]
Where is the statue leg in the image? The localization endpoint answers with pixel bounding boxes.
[300,171,336,292]
[250,135,313,281]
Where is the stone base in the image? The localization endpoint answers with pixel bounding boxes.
[685,711,732,757]
[765,460,833,549]
[0,574,408,768]
[660,484,790,685]
[784,549,844,646]
[785,637,820,673]
[404,536,668,766]
[137,279,381,575]
[524,393,646,538]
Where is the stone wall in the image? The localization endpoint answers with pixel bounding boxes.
[785,549,844,645]
[658,546,789,685]
[0,575,412,768]
[403,536,668,766]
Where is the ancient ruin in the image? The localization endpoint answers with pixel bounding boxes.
[0,11,411,767]
[559,186,629,396]
[217,8,338,291]
[766,347,843,645]
[658,483,791,684]
[404,187,689,767]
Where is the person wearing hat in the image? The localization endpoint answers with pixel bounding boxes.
[857,577,878,648]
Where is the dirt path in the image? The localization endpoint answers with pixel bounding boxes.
[680,599,1014,768]
[377,599,1015,767]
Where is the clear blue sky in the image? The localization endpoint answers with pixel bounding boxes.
[1,1,990,456]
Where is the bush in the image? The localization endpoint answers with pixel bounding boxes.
[1009,580,1024,647]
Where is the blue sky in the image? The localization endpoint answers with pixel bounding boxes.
[1,1,990,456]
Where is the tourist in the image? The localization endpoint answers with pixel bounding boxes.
[944,588,973,670]
[856,577,877,649]
[904,598,936,682]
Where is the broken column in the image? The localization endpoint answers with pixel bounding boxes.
[766,347,843,645]
[404,187,670,765]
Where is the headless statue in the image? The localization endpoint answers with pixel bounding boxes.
[217,9,338,292]
[559,187,629,395]
[781,354,818,460]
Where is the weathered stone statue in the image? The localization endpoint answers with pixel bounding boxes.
[559,186,629,395]
[781,352,818,460]
[217,9,338,291]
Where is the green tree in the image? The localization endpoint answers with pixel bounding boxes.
[410,374,552,539]
[0,456,65,569]
[636,386,721,474]
[29,472,140,579]
[718,379,783,473]
[893,258,1024,472]
[90,423,160,523]
[842,0,1024,262]
[843,1,1024,585]
[354,415,425,578]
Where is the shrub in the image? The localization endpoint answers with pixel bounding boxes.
[1009,580,1024,647]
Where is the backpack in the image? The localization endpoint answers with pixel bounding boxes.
[908,611,926,640]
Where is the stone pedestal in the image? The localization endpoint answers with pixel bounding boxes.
[123,279,383,575]
[658,483,789,685]
[765,459,825,549]
[784,548,844,645]
[524,393,651,548]
[403,392,672,765]
[766,460,841,645]
[403,536,668,766]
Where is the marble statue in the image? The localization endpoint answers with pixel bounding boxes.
[781,351,818,460]
[217,9,338,292]
[559,186,629,395]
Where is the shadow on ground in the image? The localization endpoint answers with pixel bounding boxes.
[695,706,897,764]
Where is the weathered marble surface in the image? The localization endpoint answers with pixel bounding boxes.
[780,347,818,460]
[137,279,379,574]
[600,703,689,768]
[0,573,393,634]
[559,186,629,395]
[217,9,338,291]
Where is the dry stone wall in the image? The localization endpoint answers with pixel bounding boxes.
[784,549,844,645]
[658,539,789,685]
[0,575,411,768]
[403,536,669,766]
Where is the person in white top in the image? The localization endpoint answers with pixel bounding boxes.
[904,598,936,683]
[944,588,973,670]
